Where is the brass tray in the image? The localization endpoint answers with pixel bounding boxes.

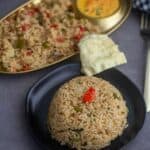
[0,0,132,74]
[75,0,132,34]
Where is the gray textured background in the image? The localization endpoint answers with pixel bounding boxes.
[0,1,149,150]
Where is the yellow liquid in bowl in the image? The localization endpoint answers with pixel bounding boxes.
[77,0,120,18]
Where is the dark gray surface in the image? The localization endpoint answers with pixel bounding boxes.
[0,1,149,150]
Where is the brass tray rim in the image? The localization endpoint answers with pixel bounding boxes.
[0,53,78,74]
[105,0,132,35]
[0,0,132,74]
[0,1,31,22]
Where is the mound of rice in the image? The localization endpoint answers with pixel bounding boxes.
[48,76,128,150]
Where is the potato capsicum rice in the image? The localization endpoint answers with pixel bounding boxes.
[48,76,128,150]
[0,0,100,72]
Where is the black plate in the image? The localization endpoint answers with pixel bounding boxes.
[26,63,146,150]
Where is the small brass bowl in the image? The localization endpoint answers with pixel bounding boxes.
[73,0,132,34]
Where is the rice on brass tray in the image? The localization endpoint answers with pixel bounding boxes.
[48,76,128,150]
[0,0,101,73]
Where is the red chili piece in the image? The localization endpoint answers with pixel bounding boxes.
[73,26,86,41]
[50,24,58,29]
[56,37,65,43]
[33,8,40,13]
[79,26,86,32]
[26,50,33,56]
[27,8,39,16]
[73,34,83,41]
[22,64,30,71]
[21,24,31,32]
[44,11,51,18]
[82,87,96,103]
